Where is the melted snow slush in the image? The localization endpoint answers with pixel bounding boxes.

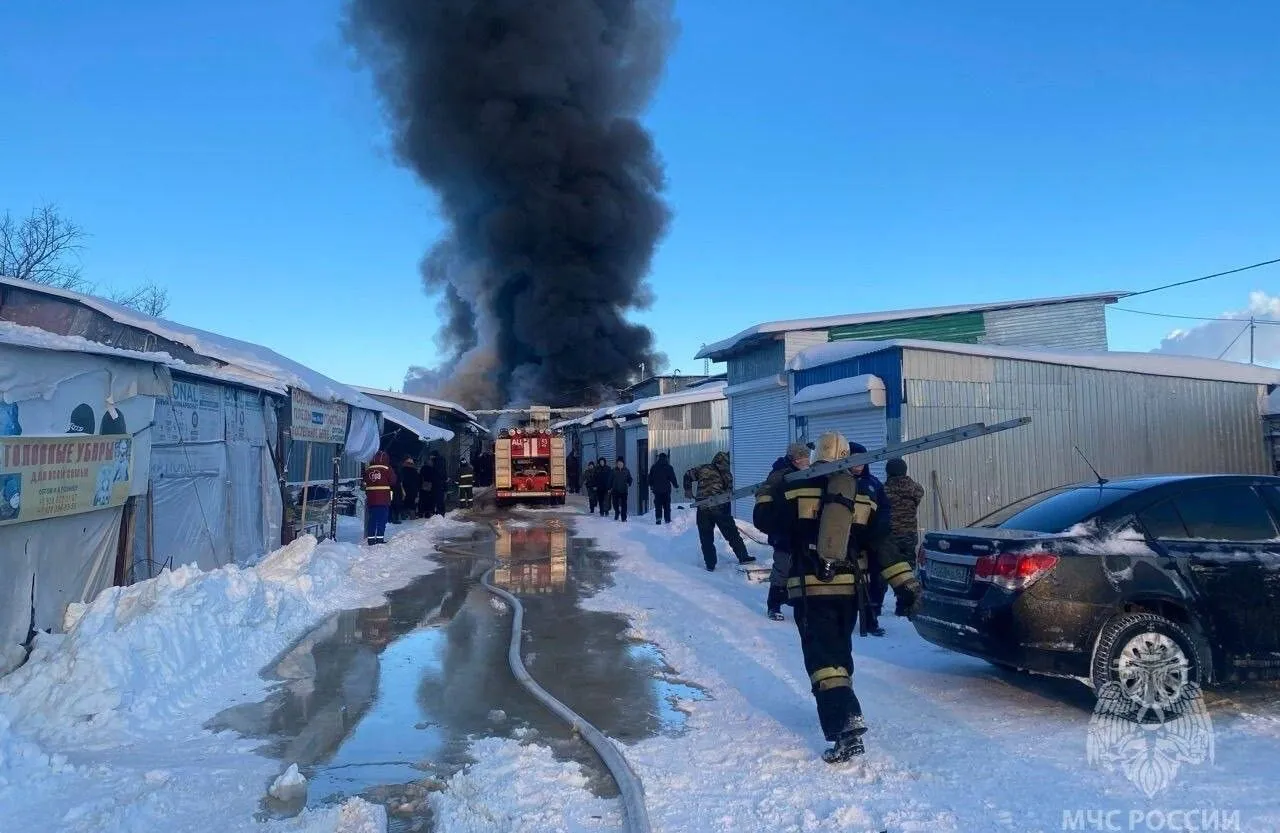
[209,516,705,831]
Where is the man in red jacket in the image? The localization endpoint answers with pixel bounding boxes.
[362,450,397,545]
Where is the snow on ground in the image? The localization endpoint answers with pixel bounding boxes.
[0,516,469,833]
[430,737,622,833]
[569,505,1280,833]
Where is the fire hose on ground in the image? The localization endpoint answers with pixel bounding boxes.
[436,537,651,833]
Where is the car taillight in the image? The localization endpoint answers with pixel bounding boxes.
[973,551,1059,591]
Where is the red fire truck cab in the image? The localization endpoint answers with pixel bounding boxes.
[494,428,567,507]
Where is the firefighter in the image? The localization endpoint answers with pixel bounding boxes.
[754,441,812,621]
[684,451,755,571]
[458,458,475,509]
[783,432,922,763]
[361,450,397,545]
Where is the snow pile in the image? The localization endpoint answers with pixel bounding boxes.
[270,763,309,801]
[0,516,469,833]
[430,737,621,833]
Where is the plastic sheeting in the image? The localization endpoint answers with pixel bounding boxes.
[344,407,381,463]
[0,508,121,648]
[136,379,281,577]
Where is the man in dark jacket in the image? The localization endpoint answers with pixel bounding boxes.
[610,457,633,521]
[884,458,925,616]
[399,457,422,521]
[648,452,678,525]
[361,450,397,545]
[755,442,812,621]
[418,457,435,517]
[593,458,611,517]
[685,451,755,571]
[585,461,598,513]
[429,451,448,516]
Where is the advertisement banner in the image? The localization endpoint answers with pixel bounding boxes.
[291,389,348,445]
[155,379,225,445]
[0,434,134,526]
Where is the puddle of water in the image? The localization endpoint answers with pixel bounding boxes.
[212,514,705,827]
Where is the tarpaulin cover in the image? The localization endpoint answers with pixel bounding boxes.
[0,509,122,649]
[344,407,381,463]
[0,343,163,649]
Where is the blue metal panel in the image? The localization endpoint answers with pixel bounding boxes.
[793,347,904,427]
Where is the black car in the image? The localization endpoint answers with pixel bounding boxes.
[912,474,1280,702]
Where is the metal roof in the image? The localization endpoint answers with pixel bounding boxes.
[696,291,1129,360]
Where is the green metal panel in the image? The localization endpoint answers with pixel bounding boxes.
[828,311,986,344]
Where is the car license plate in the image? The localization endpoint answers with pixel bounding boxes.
[928,559,971,586]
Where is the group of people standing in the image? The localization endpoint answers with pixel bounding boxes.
[583,457,635,521]
[360,450,452,546]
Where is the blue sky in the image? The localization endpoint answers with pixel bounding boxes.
[4,1,1278,392]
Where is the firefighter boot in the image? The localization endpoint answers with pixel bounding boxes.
[822,715,867,764]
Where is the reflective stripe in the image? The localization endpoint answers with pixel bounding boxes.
[787,573,856,588]
[797,497,820,519]
[366,486,392,491]
[784,487,823,500]
[810,666,848,684]
[789,583,857,598]
[368,465,390,471]
[881,561,912,582]
[817,677,852,691]
[853,493,875,525]
[755,494,773,504]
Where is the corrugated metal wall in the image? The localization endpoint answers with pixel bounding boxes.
[982,300,1109,351]
[727,341,785,385]
[784,330,830,362]
[648,400,730,483]
[900,348,1271,530]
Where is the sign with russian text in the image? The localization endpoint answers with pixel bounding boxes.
[0,434,134,526]
[290,389,348,445]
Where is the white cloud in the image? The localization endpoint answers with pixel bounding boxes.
[1154,291,1280,365]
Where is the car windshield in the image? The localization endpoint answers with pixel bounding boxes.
[973,485,1131,533]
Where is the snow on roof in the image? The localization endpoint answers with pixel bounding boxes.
[349,385,479,423]
[0,276,381,412]
[696,291,1129,359]
[0,320,286,394]
[789,338,1280,386]
[791,375,884,406]
[613,380,728,419]
[377,404,452,443]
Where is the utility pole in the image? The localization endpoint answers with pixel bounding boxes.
[1250,317,1256,364]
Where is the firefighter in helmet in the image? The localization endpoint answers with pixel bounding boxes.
[783,431,922,762]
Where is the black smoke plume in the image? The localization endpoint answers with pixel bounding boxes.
[347,0,675,408]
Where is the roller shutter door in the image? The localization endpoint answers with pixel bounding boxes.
[797,407,888,480]
[597,430,616,467]
[729,386,790,519]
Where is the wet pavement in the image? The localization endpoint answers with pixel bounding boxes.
[210,513,704,830]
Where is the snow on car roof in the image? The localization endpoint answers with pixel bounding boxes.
[789,338,1280,386]
[696,291,1129,359]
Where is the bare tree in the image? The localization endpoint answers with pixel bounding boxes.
[0,204,88,290]
[108,281,170,318]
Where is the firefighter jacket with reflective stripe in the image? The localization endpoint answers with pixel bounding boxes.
[362,464,397,507]
[783,472,877,600]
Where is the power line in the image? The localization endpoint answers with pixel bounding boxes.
[1112,306,1280,325]
[1128,256,1280,298]
[1216,321,1253,360]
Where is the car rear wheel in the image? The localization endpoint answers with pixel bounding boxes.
[1090,612,1203,710]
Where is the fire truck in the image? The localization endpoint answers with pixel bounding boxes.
[493,426,567,507]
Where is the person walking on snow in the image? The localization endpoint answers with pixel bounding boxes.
[883,457,925,616]
[684,451,756,571]
[429,451,447,516]
[782,432,922,763]
[754,441,812,621]
[593,458,611,517]
[585,461,598,513]
[610,457,633,521]
[399,456,422,521]
[648,452,678,525]
[361,450,397,545]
